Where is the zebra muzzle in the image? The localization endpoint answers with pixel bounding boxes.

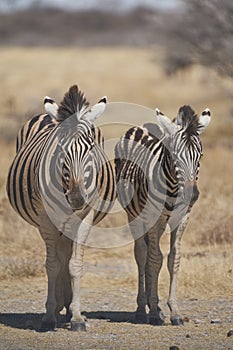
[66,185,87,210]
[182,181,199,205]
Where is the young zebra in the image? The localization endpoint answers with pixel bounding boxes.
[7,85,116,331]
[115,105,211,326]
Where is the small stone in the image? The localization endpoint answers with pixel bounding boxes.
[169,347,180,350]
[186,334,191,338]
[210,319,221,324]
[183,316,190,323]
[227,329,233,337]
[194,319,202,324]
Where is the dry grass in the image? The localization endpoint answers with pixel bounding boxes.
[0,47,232,140]
[0,47,232,300]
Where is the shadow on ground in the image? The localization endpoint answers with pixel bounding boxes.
[83,310,135,323]
[0,310,136,331]
[0,312,44,330]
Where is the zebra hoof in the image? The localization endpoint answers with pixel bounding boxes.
[158,307,165,323]
[149,316,164,326]
[171,317,184,326]
[135,312,147,324]
[71,321,86,331]
[40,321,56,332]
[66,310,72,323]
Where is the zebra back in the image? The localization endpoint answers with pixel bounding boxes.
[115,123,166,219]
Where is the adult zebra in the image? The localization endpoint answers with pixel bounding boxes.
[115,105,211,326]
[7,85,116,331]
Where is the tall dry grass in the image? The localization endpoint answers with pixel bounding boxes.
[0,47,232,298]
[0,47,232,140]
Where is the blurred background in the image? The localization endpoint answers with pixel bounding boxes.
[0,0,232,297]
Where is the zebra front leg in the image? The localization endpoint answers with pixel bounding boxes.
[56,261,72,324]
[64,265,72,323]
[39,222,60,331]
[146,230,164,325]
[134,235,148,323]
[167,213,189,325]
[69,210,93,331]
[55,235,72,323]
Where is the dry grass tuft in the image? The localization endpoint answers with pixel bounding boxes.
[0,197,45,280]
[0,256,44,279]
[200,215,233,245]
[180,250,233,298]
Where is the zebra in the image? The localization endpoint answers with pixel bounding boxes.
[115,105,211,326]
[7,85,116,331]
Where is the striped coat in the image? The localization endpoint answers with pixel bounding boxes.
[115,105,211,325]
[7,85,116,331]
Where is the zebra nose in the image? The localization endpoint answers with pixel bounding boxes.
[67,185,87,210]
[183,181,199,205]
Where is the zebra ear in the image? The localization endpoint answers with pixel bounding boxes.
[198,108,211,134]
[155,108,175,134]
[44,96,59,119]
[87,96,107,122]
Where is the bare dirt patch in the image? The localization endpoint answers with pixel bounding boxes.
[0,275,232,350]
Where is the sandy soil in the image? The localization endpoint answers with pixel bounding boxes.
[0,269,232,350]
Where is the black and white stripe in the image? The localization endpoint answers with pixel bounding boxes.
[115,105,211,326]
[7,85,116,331]
[8,113,58,226]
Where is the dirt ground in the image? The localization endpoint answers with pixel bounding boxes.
[0,262,232,350]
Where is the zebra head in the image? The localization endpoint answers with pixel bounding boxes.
[55,85,107,211]
[156,106,211,205]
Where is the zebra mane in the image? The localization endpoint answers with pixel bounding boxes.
[57,85,90,121]
[176,105,201,138]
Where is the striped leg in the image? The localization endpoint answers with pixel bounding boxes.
[134,235,148,323]
[167,213,189,325]
[55,235,72,323]
[146,221,166,325]
[64,266,72,322]
[128,215,147,323]
[62,241,73,323]
[69,210,94,331]
[39,215,60,331]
